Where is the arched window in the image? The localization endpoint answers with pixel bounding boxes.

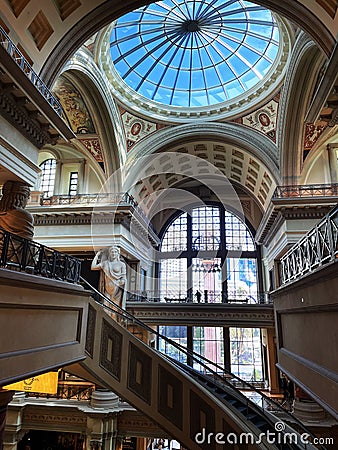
[158,205,264,382]
[159,205,258,303]
[39,159,56,197]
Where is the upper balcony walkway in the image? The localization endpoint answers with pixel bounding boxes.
[28,192,160,248]
[256,183,338,244]
[0,26,74,147]
[126,290,274,327]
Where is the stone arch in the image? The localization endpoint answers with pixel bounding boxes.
[124,123,280,217]
[57,54,125,178]
[278,32,326,184]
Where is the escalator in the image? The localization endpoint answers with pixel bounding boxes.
[69,278,324,450]
[171,360,304,449]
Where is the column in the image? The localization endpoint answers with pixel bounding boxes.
[265,328,279,394]
[327,144,338,183]
[136,438,147,450]
[0,390,14,449]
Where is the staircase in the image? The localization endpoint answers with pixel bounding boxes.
[67,281,322,450]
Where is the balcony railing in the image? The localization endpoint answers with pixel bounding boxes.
[26,381,95,401]
[40,192,139,206]
[39,192,154,231]
[280,204,338,285]
[0,26,62,116]
[0,228,81,283]
[127,290,269,304]
[273,183,338,198]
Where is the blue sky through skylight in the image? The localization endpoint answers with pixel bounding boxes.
[110,0,280,108]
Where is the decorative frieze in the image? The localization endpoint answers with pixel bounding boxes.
[235,95,279,143]
[23,411,87,429]
[127,305,274,327]
[120,109,165,151]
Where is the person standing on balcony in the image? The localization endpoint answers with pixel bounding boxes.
[195,290,202,303]
[91,245,127,309]
[0,180,34,239]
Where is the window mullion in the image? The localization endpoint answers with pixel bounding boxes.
[187,211,193,301]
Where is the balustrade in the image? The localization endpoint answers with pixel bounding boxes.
[39,192,154,230]
[0,228,81,283]
[273,183,338,198]
[0,26,63,116]
[126,290,268,304]
[280,204,338,284]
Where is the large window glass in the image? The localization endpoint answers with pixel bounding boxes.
[39,158,56,197]
[159,258,188,300]
[158,326,187,364]
[230,327,263,381]
[158,205,264,382]
[192,206,220,251]
[193,326,224,371]
[161,212,187,251]
[159,205,258,302]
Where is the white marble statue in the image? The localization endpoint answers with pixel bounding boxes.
[91,246,127,308]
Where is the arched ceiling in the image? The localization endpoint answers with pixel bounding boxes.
[0,0,336,87]
[124,140,278,213]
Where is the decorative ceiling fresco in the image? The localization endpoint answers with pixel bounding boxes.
[53,75,96,135]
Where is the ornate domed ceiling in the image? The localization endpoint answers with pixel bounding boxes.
[101,0,290,121]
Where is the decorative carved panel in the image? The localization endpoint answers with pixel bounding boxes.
[190,390,216,450]
[158,365,183,430]
[235,95,279,143]
[7,0,30,18]
[78,137,104,163]
[55,0,82,21]
[120,109,165,151]
[127,343,152,404]
[28,11,54,51]
[316,0,338,18]
[100,319,122,380]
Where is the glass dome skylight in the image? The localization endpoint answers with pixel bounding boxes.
[109,0,280,108]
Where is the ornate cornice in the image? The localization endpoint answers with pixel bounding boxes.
[23,410,87,431]
[0,86,53,148]
[127,304,275,327]
[117,411,165,437]
[256,200,336,245]
[31,207,160,246]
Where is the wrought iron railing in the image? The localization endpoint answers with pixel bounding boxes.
[0,26,62,116]
[28,381,95,401]
[40,192,140,206]
[0,228,81,283]
[280,204,338,285]
[39,192,154,231]
[273,183,338,198]
[126,290,269,304]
